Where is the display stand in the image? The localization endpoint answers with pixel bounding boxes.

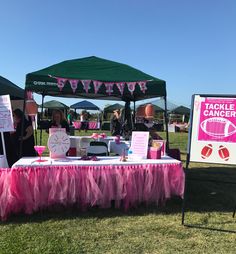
[182,94,236,233]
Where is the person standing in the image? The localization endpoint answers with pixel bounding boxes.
[67,110,74,125]
[11,108,36,159]
[110,109,122,136]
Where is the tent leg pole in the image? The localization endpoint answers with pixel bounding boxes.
[40,95,45,145]
[164,96,169,151]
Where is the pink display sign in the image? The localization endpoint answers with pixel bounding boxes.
[198,98,236,142]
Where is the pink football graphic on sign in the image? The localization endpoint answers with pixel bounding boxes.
[218,145,230,161]
[201,144,213,159]
[200,117,236,138]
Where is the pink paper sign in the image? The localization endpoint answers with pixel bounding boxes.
[198,98,236,142]
[130,131,149,159]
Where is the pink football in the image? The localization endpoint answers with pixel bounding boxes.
[218,145,230,161]
[201,144,213,159]
[200,117,236,138]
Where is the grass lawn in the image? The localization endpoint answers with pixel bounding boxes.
[1,131,236,253]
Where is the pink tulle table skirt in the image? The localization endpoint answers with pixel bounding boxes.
[73,121,98,129]
[0,163,184,220]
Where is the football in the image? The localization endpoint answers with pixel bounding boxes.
[200,117,236,138]
[218,145,230,161]
[201,144,213,159]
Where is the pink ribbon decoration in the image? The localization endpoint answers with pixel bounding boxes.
[116,82,125,95]
[81,80,91,93]
[56,78,67,91]
[69,79,79,93]
[127,82,136,95]
[93,80,103,94]
[104,82,114,95]
[138,81,147,94]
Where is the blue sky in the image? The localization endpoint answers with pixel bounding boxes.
[1,0,235,109]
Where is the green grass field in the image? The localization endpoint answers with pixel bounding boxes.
[1,131,236,253]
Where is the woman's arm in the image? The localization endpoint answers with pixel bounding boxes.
[22,125,34,141]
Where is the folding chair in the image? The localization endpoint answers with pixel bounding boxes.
[87,145,108,156]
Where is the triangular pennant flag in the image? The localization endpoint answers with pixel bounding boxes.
[116,82,125,95]
[56,78,67,91]
[69,79,79,93]
[104,82,114,95]
[138,81,147,94]
[93,80,103,94]
[127,82,136,95]
[81,80,91,93]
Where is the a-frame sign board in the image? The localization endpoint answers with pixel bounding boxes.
[182,94,236,230]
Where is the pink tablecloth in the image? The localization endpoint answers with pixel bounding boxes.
[0,162,184,220]
[73,121,99,129]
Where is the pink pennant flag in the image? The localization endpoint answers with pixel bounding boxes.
[69,79,79,93]
[116,82,125,95]
[138,81,147,94]
[81,80,91,93]
[93,80,103,94]
[127,82,136,95]
[104,82,114,95]
[56,78,67,91]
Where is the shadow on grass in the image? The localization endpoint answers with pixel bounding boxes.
[184,166,236,213]
[3,197,184,225]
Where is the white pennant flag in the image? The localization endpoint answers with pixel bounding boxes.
[56,77,67,91]
[127,82,136,95]
[69,79,79,93]
[116,82,125,95]
[138,81,147,94]
[104,82,114,95]
[81,80,91,93]
[93,80,103,94]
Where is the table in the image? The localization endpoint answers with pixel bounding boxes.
[108,141,131,155]
[0,156,184,220]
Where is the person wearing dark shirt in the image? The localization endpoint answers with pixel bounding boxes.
[110,109,122,136]
[11,108,36,159]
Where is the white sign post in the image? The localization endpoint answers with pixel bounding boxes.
[0,95,14,168]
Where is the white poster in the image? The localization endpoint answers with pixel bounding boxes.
[0,95,14,132]
[189,95,236,165]
[130,131,149,159]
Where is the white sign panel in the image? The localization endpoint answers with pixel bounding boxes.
[130,131,149,159]
[0,95,14,132]
[189,95,236,165]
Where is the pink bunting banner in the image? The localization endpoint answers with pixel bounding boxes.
[81,80,91,93]
[93,80,103,94]
[56,78,67,91]
[69,79,79,93]
[138,81,147,94]
[104,82,114,95]
[127,82,136,95]
[116,82,125,95]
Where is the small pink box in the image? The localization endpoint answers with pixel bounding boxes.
[147,147,161,159]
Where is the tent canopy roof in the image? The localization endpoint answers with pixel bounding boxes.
[0,75,24,100]
[103,103,124,113]
[25,56,166,101]
[171,105,190,115]
[70,100,100,110]
[40,100,69,109]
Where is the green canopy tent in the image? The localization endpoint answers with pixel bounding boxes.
[171,105,190,115]
[103,103,124,113]
[40,100,69,109]
[0,75,24,100]
[25,56,169,146]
